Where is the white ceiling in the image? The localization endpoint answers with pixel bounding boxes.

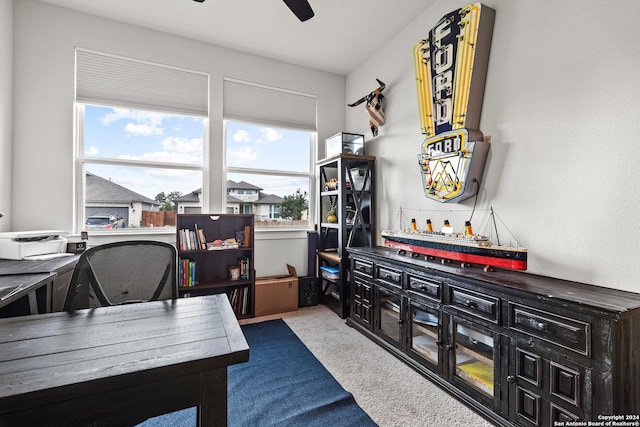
[38,0,436,75]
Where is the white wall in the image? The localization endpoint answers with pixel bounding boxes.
[346,0,640,293]
[0,1,12,232]
[11,0,346,277]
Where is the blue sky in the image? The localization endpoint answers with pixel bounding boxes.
[84,106,310,201]
[225,121,310,173]
[225,120,311,198]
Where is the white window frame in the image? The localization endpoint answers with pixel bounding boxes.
[223,119,316,231]
[74,104,209,234]
[222,78,317,232]
[73,48,210,235]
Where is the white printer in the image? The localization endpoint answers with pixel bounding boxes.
[0,230,70,260]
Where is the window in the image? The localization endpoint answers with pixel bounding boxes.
[79,105,206,230]
[223,79,317,229]
[225,121,313,227]
[75,49,209,232]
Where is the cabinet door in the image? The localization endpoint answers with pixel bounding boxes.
[508,341,591,427]
[408,297,441,372]
[351,276,373,330]
[374,284,404,347]
[447,315,504,409]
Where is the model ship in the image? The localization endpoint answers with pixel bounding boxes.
[381,209,527,271]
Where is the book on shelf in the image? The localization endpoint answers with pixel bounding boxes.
[179,258,197,287]
[179,225,208,251]
[206,239,239,250]
[238,256,250,280]
[244,225,251,247]
[226,286,250,316]
[234,230,245,246]
[197,227,207,249]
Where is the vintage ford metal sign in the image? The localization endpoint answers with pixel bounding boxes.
[413,3,495,202]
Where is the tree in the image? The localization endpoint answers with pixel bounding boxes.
[278,188,308,220]
[155,191,182,211]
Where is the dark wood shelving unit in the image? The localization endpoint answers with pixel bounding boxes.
[316,153,375,318]
[176,213,254,319]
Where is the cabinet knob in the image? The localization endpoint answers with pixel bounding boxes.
[536,322,547,331]
[446,344,454,351]
[435,340,443,346]
[465,299,476,308]
[507,375,517,384]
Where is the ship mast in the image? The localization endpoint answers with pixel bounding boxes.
[490,206,501,246]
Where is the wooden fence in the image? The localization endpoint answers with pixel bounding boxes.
[141,210,176,228]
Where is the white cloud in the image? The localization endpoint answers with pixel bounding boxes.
[260,127,283,142]
[233,129,251,142]
[228,146,258,164]
[100,108,166,137]
[162,136,203,153]
[86,146,99,156]
[124,122,164,136]
[100,108,168,125]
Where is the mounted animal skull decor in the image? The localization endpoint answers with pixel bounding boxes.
[348,79,386,137]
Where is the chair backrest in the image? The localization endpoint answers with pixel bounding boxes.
[64,240,177,311]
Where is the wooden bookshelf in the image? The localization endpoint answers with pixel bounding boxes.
[176,214,255,319]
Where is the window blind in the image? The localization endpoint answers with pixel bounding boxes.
[75,49,209,116]
[223,78,317,131]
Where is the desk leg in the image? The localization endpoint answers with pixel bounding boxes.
[198,367,227,427]
[27,290,38,315]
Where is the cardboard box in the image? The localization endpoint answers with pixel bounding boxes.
[255,264,299,317]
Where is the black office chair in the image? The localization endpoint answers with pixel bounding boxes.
[63,240,178,311]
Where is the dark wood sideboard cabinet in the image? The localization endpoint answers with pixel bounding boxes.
[347,246,640,427]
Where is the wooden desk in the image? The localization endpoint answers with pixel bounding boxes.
[0,272,56,316]
[0,294,249,426]
[0,255,80,316]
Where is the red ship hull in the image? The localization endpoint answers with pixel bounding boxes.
[384,239,527,271]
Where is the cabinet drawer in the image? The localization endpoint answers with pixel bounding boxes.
[407,274,442,302]
[449,286,499,323]
[375,265,402,287]
[353,259,373,278]
[509,304,590,356]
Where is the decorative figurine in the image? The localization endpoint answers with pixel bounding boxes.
[327,204,338,223]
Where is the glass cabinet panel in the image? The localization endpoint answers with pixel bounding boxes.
[376,285,402,345]
[454,322,495,398]
[409,301,440,368]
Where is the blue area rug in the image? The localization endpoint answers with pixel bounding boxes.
[138,319,377,427]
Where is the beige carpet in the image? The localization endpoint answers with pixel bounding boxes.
[241,305,495,427]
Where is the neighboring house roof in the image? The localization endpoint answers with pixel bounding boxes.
[177,183,284,205]
[226,180,263,191]
[174,188,201,203]
[86,172,159,205]
[227,194,244,204]
[255,192,284,204]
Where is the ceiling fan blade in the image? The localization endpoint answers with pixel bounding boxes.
[283,0,314,22]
